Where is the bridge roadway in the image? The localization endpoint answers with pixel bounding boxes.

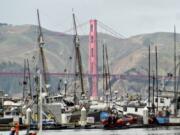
[0,71,174,81]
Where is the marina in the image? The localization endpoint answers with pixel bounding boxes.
[0,0,180,135]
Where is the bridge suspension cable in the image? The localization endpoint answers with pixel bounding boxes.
[97,20,126,39]
[62,21,89,34]
[0,71,173,80]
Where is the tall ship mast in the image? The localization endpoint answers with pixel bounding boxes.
[72,12,85,103]
[36,9,49,95]
[174,25,177,116]
[102,44,112,102]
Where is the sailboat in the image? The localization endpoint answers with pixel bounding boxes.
[155,26,180,125]
[62,12,102,124]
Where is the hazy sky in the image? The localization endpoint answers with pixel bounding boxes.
[0,0,180,37]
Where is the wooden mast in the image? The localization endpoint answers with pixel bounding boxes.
[37,9,48,94]
[152,71,155,115]
[105,45,112,101]
[72,12,85,101]
[148,45,151,115]
[174,25,177,116]
[27,59,32,99]
[23,59,26,99]
[22,58,32,99]
[102,44,112,103]
[155,46,158,112]
[102,44,105,98]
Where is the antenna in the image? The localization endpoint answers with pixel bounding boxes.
[174,25,177,116]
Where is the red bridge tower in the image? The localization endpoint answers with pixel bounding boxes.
[89,19,98,99]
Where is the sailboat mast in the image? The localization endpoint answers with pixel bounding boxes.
[103,45,108,92]
[155,46,158,112]
[152,71,155,115]
[39,72,43,134]
[102,44,105,98]
[36,9,46,134]
[37,9,48,93]
[174,25,177,116]
[72,13,85,96]
[148,45,151,114]
[37,9,43,41]
[105,45,112,101]
[177,57,180,97]
[72,12,79,100]
[23,59,26,99]
[27,59,32,98]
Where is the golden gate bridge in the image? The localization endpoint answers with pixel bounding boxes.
[0,18,175,97]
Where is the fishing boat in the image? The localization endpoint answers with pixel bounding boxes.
[100,111,137,129]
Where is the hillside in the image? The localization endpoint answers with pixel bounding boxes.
[0,23,179,96]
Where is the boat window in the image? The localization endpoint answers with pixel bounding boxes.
[14,112,19,116]
[61,109,65,113]
[50,98,53,103]
[5,112,11,115]
[155,98,158,103]
[160,98,164,103]
[135,107,138,112]
[57,97,59,102]
[47,99,49,103]
[123,106,127,112]
[55,97,58,102]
